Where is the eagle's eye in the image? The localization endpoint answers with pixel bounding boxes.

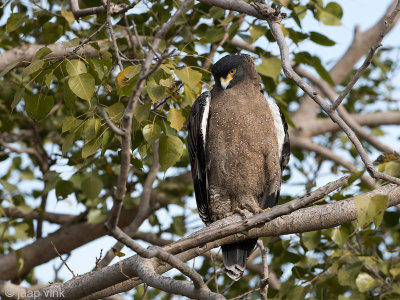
[229,69,236,75]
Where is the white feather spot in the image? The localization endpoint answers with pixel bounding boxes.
[201,94,211,148]
[266,100,285,160]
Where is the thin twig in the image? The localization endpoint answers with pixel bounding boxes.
[330,0,400,111]
[105,0,193,233]
[261,3,400,185]
[71,0,139,19]
[110,226,206,290]
[0,0,12,9]
[125,140,160,234]
[257,240,269,300]
[101,108,125,136]
[123,13,137,59]
[51,241,76,277]
[106,0,123,70]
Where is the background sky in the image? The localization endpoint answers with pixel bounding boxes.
[1,0,400,292]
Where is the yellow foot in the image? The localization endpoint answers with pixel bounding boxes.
[224,211,235,218]
[244,202,263,214]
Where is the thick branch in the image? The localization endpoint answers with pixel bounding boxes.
[34,184,400,299]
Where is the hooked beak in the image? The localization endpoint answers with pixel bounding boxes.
[220,73,234,90]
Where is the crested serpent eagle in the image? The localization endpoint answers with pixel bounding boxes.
[188,54,290,281]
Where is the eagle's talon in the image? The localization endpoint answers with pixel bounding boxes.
[224,211,234,218]
[244,202,263,214]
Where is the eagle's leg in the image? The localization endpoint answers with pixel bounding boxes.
[244,202,264,214]
[233,196,263,215]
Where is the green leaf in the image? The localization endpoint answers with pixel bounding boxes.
[167,108,186,132]
[6,13,28,33]
[33,47,52,61]
[87,209,106,224]
[338,262,363,287]
[159,135,184,171]
[42,22,64,44]
[84,118,100,141]
[62,116,84,133]
[88,58,105,81]
[319,2,343,26]
[64,81,76,108]
[61,6,75,24]
[250,25,267,41]
[143,123,162,145]
[309,31,336,46]
[370,194,388,227]
[44,71,53,89]
[204,27,224,43]
[101,129,113,155]
[0,179,18,195]
[55,180,74,200]
[66,60,87,77]
[147,79,166,103]
[11,88,25,110]
[82,135,102,158]
[354,194,388,228]
[356,273,378,292]
[81,176,103,199]
[0,61,20,77]
[314,60,335,85]
[175,68,202,91]
[385,161,400,177]
[302,231,320,251]
[134,101,151,123]
[256,57,282,81]
[118,65,141,86]
[24,93,54,121]
[62,132,75,156]
[22,60,44,76]
[347,170,365,186]
[68,73,95,101]
[331,227,350,246]
[106,102,125,123]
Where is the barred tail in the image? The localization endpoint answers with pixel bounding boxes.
[221,238,257,281]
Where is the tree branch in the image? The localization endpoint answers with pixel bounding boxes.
[330,0,400,110]
[70,0,140,20]
[33,183,400,299]
[105,0,192,233]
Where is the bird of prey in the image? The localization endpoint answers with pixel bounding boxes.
[188,54,290,281]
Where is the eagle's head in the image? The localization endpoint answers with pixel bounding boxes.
[211,54,257,90]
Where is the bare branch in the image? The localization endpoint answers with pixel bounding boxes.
[51,242,76,278]
[293,65,397,154]
[106,0,123,70]
[70,0,139,20]
[126,140,160,234]
[106,0,193,233]
[330,0,400,84]
[38,184,400,299]
[110,226,207,291]
[2,207,75,224]
[290,136,376,188]
[247,2,400,184]
[257,240,268,300]
[331,0,400,110]
[101,108,125,136]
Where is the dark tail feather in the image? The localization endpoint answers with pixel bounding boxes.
[221,238,257,281]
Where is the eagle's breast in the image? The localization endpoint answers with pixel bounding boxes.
[206,79,281,221]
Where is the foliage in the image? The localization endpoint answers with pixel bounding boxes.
[0,0,399,299]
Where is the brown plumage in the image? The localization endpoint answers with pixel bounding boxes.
[188,54,290,281]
